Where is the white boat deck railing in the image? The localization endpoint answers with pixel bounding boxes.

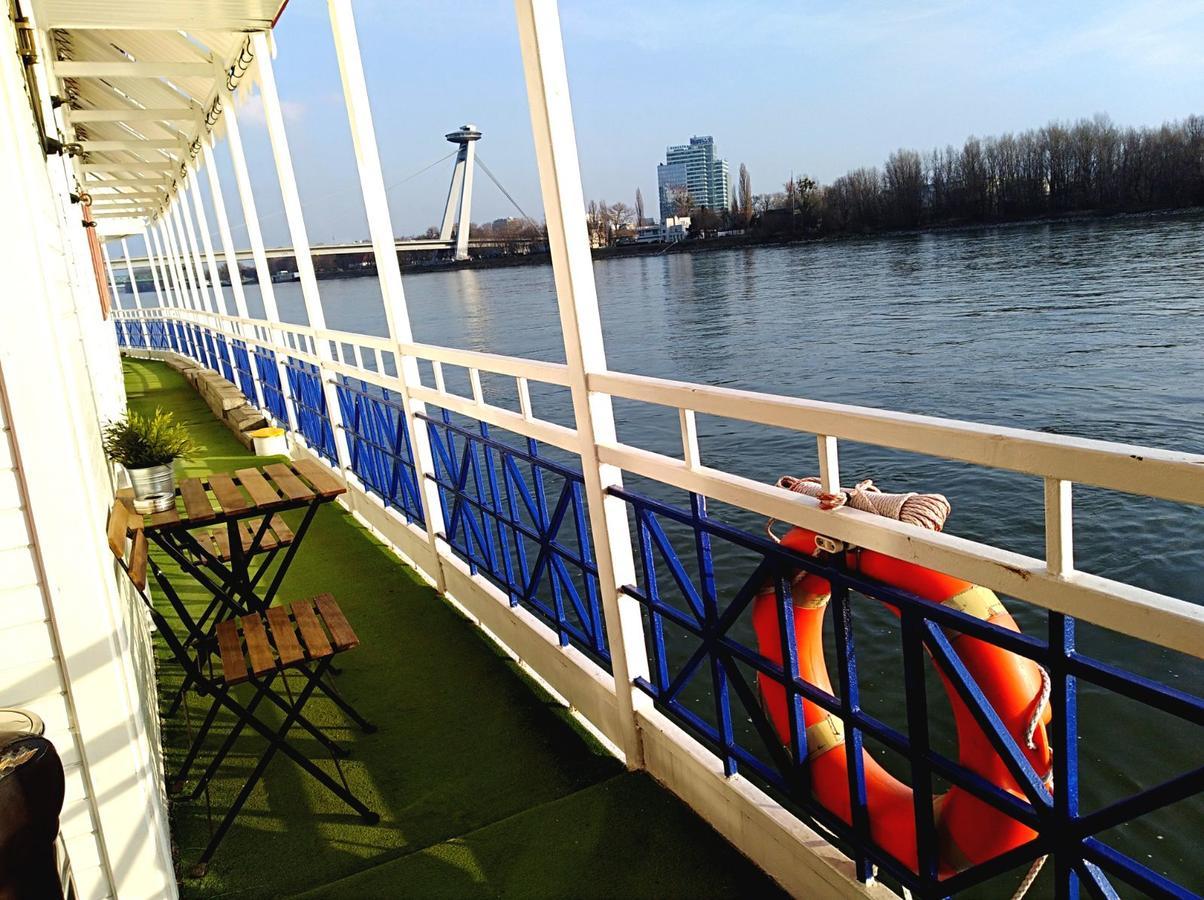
[99,3,1203,896]
[113,296,1204,898]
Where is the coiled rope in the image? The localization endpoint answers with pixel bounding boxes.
[769,475,951,537]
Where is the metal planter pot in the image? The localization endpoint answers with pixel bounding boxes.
[127,463,174,499]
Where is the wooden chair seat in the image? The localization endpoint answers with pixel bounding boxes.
[194,516,295,562]
[215,594,358,686]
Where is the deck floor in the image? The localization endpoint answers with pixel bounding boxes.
[124,359,785,899]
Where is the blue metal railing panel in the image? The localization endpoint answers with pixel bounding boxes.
[283,356,337,465]
[253,346,288,425]
[230,339,259,406]
[335,376,424,525]
[421,410,609,669]
[213,333,235,383]
[610,485,1204,898]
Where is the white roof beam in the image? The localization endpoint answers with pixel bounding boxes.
[82,161,178,173]
[76,139,184,151]
[86,190,165,199]
[71,107,198,122]
[55,61,216,79]
[84,176,172,187]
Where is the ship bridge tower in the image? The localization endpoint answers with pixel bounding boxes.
[439,124,483,261]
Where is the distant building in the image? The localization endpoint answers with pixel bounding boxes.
[656,136,730,221]
[634,216,691,245]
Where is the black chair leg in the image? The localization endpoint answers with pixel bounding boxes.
[189,663,377,877]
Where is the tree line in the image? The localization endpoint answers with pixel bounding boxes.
[756,114,1204,237]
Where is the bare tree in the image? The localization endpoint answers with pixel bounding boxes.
[737,163,753,225]
[883,149,925,227]
[609,201,632,231]
[671,188,694,217]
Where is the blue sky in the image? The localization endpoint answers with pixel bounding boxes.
[216,0,1204,244]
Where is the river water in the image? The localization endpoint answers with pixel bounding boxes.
[240,212,1203,893]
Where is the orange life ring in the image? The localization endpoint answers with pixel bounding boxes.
[751,526,1052,875]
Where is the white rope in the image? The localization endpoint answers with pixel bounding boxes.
[1009,855,1048,900]
[773,475,952,533]
[1026,667,1051,751]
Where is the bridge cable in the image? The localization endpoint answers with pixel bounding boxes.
[226,150,458,235]
[475,155,539,225]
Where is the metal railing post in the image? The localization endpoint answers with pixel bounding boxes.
[327,0,448,588]
[177,177,214,315]
[146,223,179,352]
[199,136,265,407]
[120,237,149,347]
[514,0,651,767]
[251,30,351,475]
[181,163,236,378]
[155,216,195,359]
[140,226,166,346]
[220,84,298,432]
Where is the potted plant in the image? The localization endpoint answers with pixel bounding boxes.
[102,408,196,499]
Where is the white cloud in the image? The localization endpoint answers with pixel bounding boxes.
[235,91,306,127]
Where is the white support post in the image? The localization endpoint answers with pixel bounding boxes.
[161,208,199,360]
[102,244,121,309]
[515,0,651,767]
[177,176,215,315]
[453,139,476,261]
[817,435,841,494]
[141,226,165,311]
[120,237,149,346]
[251,31,351,473]
[679,409,700,469]
[179,168,230,378]
[185,160,239,381]
[1044,478,1074,577]
[220,84,298,431]
[186,164,228,316]
[145,224,171,315]
[200,137,265,407]
[438,154,466,241]
[166,202,199,311]
[150,221,191,358]
[327,0,448,583]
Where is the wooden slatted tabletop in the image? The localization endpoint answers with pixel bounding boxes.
[131,460,345,533]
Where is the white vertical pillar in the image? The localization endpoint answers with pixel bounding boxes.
[200,137,265,407]
[328,0,448,584]
[252,30,350,471]
[165,203,199,311]
[201,139,250,319]
[186,163,228,316]
[1044,478,1074,577]
[161,206,197,361]
[102,244,120,309]
[141,226,165,310]
[159,213,197,359]
[177,177,215,314]
[439,152,466,241]
[185,159,240,382]
[220,86,297,430]
[120,238,149,346]
[146,224,179,353]
[454,139,476,261]
[515,0,650,767]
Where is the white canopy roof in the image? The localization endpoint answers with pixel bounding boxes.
[30,0,288,225]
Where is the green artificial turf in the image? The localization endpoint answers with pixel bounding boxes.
[123,358,786,899]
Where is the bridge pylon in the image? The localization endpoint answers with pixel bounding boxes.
[439,124,482,261]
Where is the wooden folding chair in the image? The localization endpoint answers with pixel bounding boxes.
[107,500,378,876]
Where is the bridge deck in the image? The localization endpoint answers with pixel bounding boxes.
[125,358,783,898]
